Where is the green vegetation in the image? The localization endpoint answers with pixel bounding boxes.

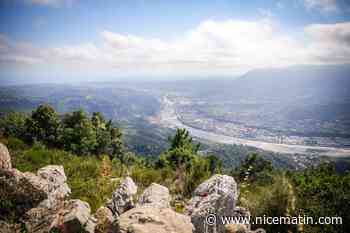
[235,154,350,233]
[0,105,223,210]
[1,105,349,233]
[1,105,125,159]
[292,163,350,233]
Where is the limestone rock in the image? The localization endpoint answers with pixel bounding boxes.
[0,220,21,233]
[94,206,117,233]
[37,165,71,208]
[138,183,170,208]
[118,206,194,233]
[51,199,96,233]
[23,203,63,233]
[185,174,239,233]
[106,176,137,216]
[0,168,48,218]
[225,224,250,233]
[0,143,11,169]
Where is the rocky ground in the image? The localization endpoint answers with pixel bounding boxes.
[0,143,264,233]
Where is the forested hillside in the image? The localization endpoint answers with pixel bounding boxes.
[1,106,349,233]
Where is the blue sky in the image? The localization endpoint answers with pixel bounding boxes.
[1,0,350,83]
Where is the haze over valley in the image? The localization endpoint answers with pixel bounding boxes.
[1,65,350,169]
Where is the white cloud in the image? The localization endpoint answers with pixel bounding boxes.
[305,22,350,63]
[1,19,350,76]
[303,0,339,13]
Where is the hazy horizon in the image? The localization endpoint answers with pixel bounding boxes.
[1,0,350,84]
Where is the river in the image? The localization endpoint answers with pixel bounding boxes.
[158,96,350,157]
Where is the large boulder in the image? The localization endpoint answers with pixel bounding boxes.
[118,206,194,233]
[0,164,70,220]
[51,199,96,233]
[37,165,71,208]
[106,176,137,217]
[94,206,117,233]
[0,143,11,169]
[23,203,64,233]
[138,183,171,208]
[0,220,21,233]
[0,169,48,218]
[185,174,239,233]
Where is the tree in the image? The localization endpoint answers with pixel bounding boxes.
[25,105,60,146]
[0,112,27,138]
[237,153,273,184]
[169,128,200,153]
[158,128,218,196]
[61,110,97,155]
[91,112,110,155]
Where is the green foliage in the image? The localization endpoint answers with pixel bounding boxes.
[240,175,297,233]
[61,110,98,155]
[25,105,60,146]
[234,153,273,184]
[169,128,200,152]
[292,163,350,233]
[11,145,119,212]
[157,128,219,196]
[0,111,27,138]
[1,105,126,160]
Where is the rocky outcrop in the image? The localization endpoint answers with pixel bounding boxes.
[51,199,96,233]
[23,203,64,233]
[0,143,11,169]
[0,220,21,233]
[36,165,71,208]
[118,206,194,233]
[118,182,193,233]
[225,224,250,233]
[94,206,117,233]
[138,183,171,208]
[185,174,242,233]
[106,176,138,217]
[0,143,260,233]
[0,168,48,218]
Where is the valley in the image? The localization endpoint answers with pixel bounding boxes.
[154,95,350,157]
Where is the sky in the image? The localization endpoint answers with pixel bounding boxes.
[1,0,350,83]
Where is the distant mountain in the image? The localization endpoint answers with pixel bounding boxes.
[235,65,350,103]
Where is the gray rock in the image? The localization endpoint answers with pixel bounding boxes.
[23,203,64,233]
[118,206,194,233]
[185,174,239,233]
[0,143,11,169]
[94,206,117,233]
[37,165,71,208]
[51,199,96,233]
[0,220,21,233]
[106,176,137,216]
[138,183,170,209]
[0,168,48,218]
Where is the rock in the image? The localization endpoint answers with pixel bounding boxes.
[0,143,11,169]
[225,224,249,233]
[106,176,137,216]
[185,174,239,233]
[138,183,171,208]
[118,206,194,233]
[23,203,63,233]
[94,206,117,233]
[51,199,96,233]
[37,165,71,208]
[0,169,48,218]
[0,220,21,233]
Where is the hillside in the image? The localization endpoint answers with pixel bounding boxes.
[0,107,349,233]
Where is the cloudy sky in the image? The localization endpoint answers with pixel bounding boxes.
[1,0,350,82]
